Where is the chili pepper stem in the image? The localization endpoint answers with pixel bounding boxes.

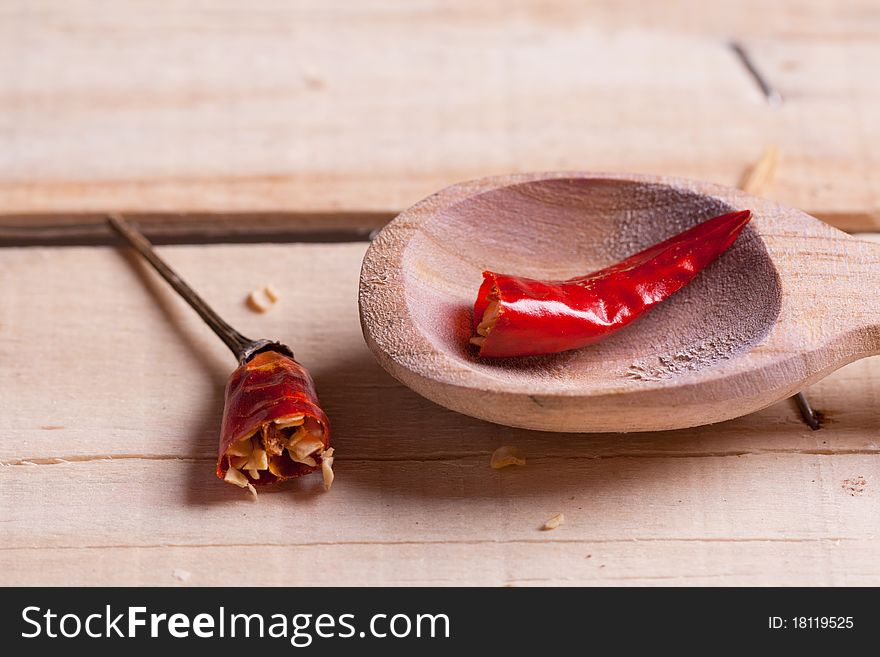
[106,215,292,364]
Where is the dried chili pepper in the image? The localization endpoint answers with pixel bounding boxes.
[107,216,332,496]
[470,209,752,358]
[219,350,331,493]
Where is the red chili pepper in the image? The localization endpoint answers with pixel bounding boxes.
[217,350,331,490]
[470,210,752,358]
[107,216,333,496]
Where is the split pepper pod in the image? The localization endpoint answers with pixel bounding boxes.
[219,350,332,494]
[471,210,752,358]
[108,216,332,497]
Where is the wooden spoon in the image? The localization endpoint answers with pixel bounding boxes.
[359,172,880,432]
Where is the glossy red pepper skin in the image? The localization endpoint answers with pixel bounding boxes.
[216,350,330,485]
[472,210,752,358]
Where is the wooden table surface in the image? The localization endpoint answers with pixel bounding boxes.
[2,1,878,586]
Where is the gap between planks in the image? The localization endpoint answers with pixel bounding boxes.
[0,210,876,247]
[0,212,391,247]
[3,447,880,467]
[0,536,868,552]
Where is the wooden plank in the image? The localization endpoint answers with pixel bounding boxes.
[1,242,879,585]
[1,1,878,231]
[3,454,879,549]
[2,242,879,462]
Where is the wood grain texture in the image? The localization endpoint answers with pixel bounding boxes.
[1,1,878,231]
[360,173,880,432]
[3,0,880,587]
[1,242,879,585]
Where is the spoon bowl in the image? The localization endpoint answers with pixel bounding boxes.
[359,172,880,432]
